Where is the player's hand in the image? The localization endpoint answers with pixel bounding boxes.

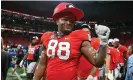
[107,73,113,80]
[86,75,94,80]
[95,24,110,45]
[19,60,24,67]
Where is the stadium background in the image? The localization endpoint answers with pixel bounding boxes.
[1,1,133,80]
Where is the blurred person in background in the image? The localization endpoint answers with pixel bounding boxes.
[1,37,9,80]
[77,23,100,80]
[19,36,40,80]
[9,44,26,76]
[105,39,120,80]
[125,44,133,80]
[114,38,128,79]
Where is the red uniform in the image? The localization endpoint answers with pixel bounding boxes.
[107,47,120,70]
[27,44,39,60]
[118,45,127,63]
[41,30,91,80]
[77,38,100,78]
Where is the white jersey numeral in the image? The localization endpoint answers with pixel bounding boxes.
[28,48,35,54]
[47,40,58,58]
[47,40,70,60]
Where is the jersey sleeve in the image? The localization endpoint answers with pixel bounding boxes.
[72,30,91,41]
[91,38,100,50]
[41,33,47,42]
[121,46,127,52]
[41,32,53,47]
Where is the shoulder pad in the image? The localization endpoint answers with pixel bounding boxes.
[41,32,53,42]
[71,30,91,41]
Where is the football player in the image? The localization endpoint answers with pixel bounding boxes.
[20,36,40,80]
[105,39,120,80]
[34,2,110,80]
[113,38,127,78]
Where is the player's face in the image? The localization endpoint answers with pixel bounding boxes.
[114,42,119,48]
[56,16,75,35]
[128,46,132,55]
[32,39,38,44]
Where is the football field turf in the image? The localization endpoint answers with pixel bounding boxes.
[6,67,27,80]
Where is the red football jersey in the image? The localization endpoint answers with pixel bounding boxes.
[118,45,127,63]
[107,47,120,70]
[91,38,100,50]
[77,38,100,78]
[27,44,39,60]
[41,30,91,80]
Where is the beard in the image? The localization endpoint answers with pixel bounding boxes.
[62,29,72,35]
[59,24,73,35]
[114,45,119,48]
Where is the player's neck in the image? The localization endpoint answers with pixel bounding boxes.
[56,31,64,38]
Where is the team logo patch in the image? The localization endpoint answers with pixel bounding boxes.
[66,3,75,8]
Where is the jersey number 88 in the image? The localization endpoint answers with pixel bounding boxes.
[47,40,70,60]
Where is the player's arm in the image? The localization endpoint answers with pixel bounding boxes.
[88,48,99,76]
[86,66,98,80]
[105,53,111,74]
[82,24,110,67]
[22,52,28,60]
[123,50,127,61]
[81,41,106,67]
[19,49,29,67]
[90,66,98,76]
[33,45,47,80]
[104,52,112,80]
